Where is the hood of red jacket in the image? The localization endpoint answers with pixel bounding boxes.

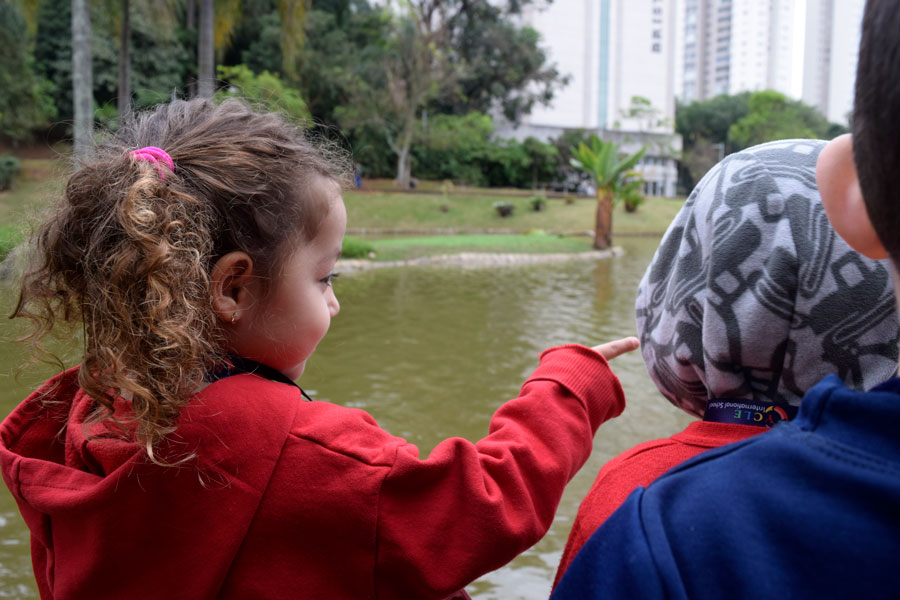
[0,366,297,598]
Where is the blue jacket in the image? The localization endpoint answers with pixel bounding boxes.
[553,374,900,600]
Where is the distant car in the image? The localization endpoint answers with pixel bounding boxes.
[577,181,596,196]
[550,173,592,194]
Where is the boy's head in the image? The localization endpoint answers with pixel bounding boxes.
[636,140,899,418]
[818,0,900,266]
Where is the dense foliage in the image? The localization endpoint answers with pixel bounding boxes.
[3,1,850,191]
[4,0,570,188]
[675,91,847,191]
[0,2,56,141]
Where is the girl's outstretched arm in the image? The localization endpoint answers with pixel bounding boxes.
[371,343,634,598]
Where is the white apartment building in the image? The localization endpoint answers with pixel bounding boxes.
[802,0,865,125]
[679,0,803,103]
[678,0,863,126]
[498,0,682,197]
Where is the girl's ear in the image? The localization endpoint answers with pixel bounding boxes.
[210,251,258,324]
[817,133,888,259]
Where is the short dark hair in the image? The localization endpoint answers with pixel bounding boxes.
[853,0,900,262]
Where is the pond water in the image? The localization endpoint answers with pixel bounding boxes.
[0,236,693,598]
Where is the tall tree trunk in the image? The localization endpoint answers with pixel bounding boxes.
[197,0,214,98]
[395,124,414,188]
[186,0,195,30]
[185,0,197,98]
[117,0,132,122]
[72,0,94,158]
[593,189,613,250]
[396,145,410,188]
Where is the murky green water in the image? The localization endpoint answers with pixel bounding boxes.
[0,236,692,598]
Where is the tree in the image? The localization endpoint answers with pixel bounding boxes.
[194,0,308,99]
[428,0,568,123]
[215,64,310,122]
[675,92,750,152]
[674,92,751,191]
[320,0,564,186]
[117,0,131,120]
[197,0,214,96]
[296,2,391,126]
[412,111,494,185]
[195,0,243,98]
[72,0,94,157]
[0,1,56,142]
[680,137,723,191]
[278,0,311,82]
[34,0,117,133]
[127,6,190,108]
[618,95,671,132]
[108,0,180,120]
[570,135,646,250]
[522,136,558,190]
[337,6,459,187]
[728,90,836,150]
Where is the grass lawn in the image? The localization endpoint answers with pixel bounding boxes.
[0,158,685,262]
[343,190,684,236]
[0,159,65,260]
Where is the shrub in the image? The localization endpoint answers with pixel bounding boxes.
[529,196,546,212]
[617,175,645,213]
[341,236,376,259]
[216,64,311,124]
[493,200,515,218]
[0,155,21,191]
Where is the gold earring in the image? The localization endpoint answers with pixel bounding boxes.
[231,311,238,324]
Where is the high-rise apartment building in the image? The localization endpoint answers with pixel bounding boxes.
[679,0,802,103]
[499,0,681,197]
[678,0,864,125]
[802,0,865,125]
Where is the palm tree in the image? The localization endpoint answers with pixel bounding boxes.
[72,0,93,158]
[570,135,646,250]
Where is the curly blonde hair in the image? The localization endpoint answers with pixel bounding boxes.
[13,99,350,463]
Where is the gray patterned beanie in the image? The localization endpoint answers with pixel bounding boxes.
[635,139,900,418]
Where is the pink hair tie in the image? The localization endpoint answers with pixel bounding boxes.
[129,146,174,179]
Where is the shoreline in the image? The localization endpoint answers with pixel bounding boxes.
[336,247,624,272]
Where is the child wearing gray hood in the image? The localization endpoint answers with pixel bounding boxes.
[554,138,900,586]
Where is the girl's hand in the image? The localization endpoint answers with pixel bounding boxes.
[591,337,640,361]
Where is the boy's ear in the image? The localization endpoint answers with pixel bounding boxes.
[817,133,888,260]
[210,251,258,324]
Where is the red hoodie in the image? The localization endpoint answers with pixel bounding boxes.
[0,344,625,599]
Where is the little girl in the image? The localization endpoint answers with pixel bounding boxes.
[0,99,636,599]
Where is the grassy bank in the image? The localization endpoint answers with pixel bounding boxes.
[0,158,685,262]
[342,189,683,261]
[357,232,597,262]
[343,190,684,236]
[0,159,65,260]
